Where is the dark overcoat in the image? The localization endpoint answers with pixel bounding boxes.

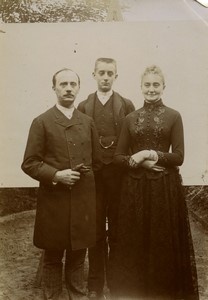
[22,106,102,250]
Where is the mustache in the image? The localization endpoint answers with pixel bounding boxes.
[64,93,74,97]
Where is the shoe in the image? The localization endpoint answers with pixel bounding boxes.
[88,291,107,300]
[88,291,98,299]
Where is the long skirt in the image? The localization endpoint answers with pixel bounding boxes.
[110,168,199,300]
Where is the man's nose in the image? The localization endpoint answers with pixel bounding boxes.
[66,84,72,91]
[103,73,108,80]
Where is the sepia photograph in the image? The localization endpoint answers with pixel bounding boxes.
[0,0,208,299]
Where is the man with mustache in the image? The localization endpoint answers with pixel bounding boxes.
[22,68,102,300]
[78,58,135,299]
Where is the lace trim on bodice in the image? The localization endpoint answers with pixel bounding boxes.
[134,100,165,150]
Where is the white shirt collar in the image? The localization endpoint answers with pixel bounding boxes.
[56,103,75,119]
[97,90,113,105]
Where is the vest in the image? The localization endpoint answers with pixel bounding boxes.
[94,95,117,164]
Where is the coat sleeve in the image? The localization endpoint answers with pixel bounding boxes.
[125,99,135,115]
[156,112,184,167]
[113,117,131,168]
[21,117,58,184]
[77,101,85,113]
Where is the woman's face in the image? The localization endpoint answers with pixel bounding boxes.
[141,73,165,102]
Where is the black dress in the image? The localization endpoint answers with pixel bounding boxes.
[111,100,199,300]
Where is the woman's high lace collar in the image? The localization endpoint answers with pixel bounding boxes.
[143,99,164,109]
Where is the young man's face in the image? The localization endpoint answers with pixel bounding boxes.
[53,70,80,108]
[141,73,165,102]
[93,62,118,92]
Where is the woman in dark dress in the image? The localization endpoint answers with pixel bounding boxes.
[111,65,199,300]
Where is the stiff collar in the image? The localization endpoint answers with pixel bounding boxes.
[56,103,75,119]
[97,90,113,105]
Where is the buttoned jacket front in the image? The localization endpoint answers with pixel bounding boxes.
[22,106,101,250]
[77,91,135,137]
[77,92,135,165]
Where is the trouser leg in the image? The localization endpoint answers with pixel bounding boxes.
[88,169,106,294]
[107,204,119,292]
[87,164,121,294]
[42,249,64,300]
[65,248,87,299]
[102,164,121,290]
[88,239,106,294]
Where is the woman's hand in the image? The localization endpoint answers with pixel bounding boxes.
[130,150,151,166]
[130,150,158,167]
[141,160,165,172]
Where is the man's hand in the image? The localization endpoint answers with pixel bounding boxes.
[73,163,91,174]
[53,169,81,186]
[141,160,165,172]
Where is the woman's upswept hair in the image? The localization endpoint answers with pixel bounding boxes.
[141,65,165,86]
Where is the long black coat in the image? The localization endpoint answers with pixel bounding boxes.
[22,106,102,250]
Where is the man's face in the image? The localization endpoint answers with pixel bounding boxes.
[53,70,80,108]
[141,73,165,102]
[93,62,118,92]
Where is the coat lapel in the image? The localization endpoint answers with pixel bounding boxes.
[112,92,123,135]
[83,92,124,135]
[84,93,96,117]
[84,92,123,122]
[112,92,122,121]
[53,106,82,128]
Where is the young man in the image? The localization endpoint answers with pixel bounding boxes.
[22,68,102,300]
[78,58,135,299]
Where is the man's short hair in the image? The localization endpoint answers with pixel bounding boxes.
[94,58,117,72]
[52,68,81,86]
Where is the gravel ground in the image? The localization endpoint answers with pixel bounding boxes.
[0,210,207,300]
